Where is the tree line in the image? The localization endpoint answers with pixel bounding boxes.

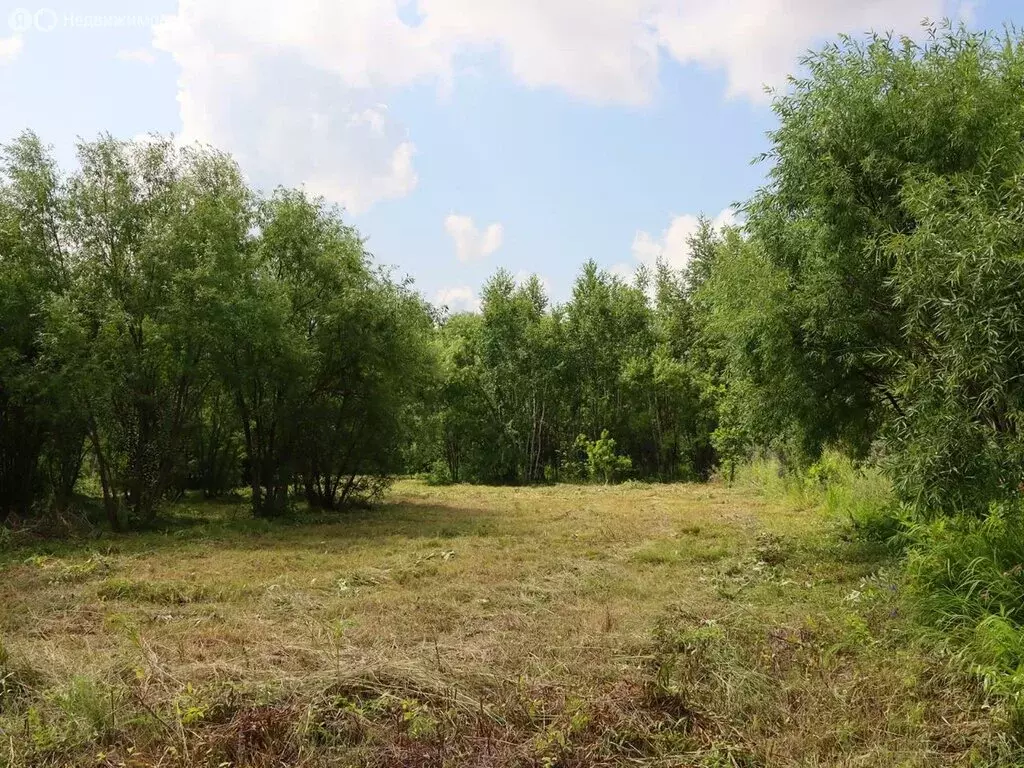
[409,259,716,486]
[4,24,1024,528]
[0,135,434,526]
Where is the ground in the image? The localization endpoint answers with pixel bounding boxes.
[0,481,1007,766]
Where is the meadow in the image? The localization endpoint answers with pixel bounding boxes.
[0,481,1006,767]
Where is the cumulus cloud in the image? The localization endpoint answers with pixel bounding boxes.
[654,0,958,102]
[445,214,504,262]
[0,36,23,64]
[152,0,967,211]
[153,2,421,213]
[418,0,661,104]
[435,285,481,313]
[632,207,736,271]
[155,0,961,106]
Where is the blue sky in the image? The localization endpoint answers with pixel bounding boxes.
[1,0,1019,309]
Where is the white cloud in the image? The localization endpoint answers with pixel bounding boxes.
[152,0,964,212]
[609,262,639,281]
[0,36,23,64]
[632,207,735,271]
[116,48,157,65]
[435,285,481,313]
[156,0,959,110]
[153,1,421,213]
[445,214,503,262]
[305,139,417,213]
[418,0,661,105]
[654,0,952,102]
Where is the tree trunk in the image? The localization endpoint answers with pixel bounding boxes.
[89,421,120,531]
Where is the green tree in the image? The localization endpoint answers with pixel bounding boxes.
[53,135,250,526]
[885,168,1024,513]
[0,131,79,519]
[474,270,559,483]
[702,24,1024,512]
[740,25,1022,461]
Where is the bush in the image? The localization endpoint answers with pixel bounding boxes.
[574,431,632,485]
[904,507,1024,706]
[814,455,900,544]
[424,458,454,486]
[733,450,900,543]
[730,453,784,490]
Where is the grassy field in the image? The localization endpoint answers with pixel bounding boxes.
[0,481,1010,767]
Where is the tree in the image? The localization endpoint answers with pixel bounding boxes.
[473,270,559,484]
[703,24,1024,511]
[884,168,1024,514]
[52,136,250,526]
[0,131,78,520]
[740,24,1024,462]
[416,260,720,485]
[297,269,436,510]
[212,189,437,516]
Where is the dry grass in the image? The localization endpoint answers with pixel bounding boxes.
[0,481,1012,766]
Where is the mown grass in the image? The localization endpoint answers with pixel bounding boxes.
[0,480,1014,766]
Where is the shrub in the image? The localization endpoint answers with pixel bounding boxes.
[424,458,453,486]
[734,450,900,543]
[904,507,1024,703]
[574,431,632,485]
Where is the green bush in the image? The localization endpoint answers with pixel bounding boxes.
[815,455,900,544]
[733,450,901,543]
[424,458,454,486]
[904,507,1024,704]
[574,431,632,485]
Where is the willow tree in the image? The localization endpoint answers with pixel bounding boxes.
[714,24,1024,512]
[50,136,250,526]
[0,132,78,519]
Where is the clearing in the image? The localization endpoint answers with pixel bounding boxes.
[0,482,1002,766]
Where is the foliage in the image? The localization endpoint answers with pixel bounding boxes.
[885,167,1024,515]
[418,262,716,484]
[732,450,900,544]
[0,132,434,524]
[573,430,632,484]
[694,25,1024,733]
[904,507,1024,713]
[696,24,1024,517]
[0,131,78,520]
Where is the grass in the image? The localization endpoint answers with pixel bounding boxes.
[0,480,1013,766]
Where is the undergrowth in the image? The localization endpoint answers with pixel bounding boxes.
[732,450,899,542]
[738,451,1024,752]
[903,507,1024,736]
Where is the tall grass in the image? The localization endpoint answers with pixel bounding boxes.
[903,507,1024,723]
[734,450,1024,736]
[731,449,899,541]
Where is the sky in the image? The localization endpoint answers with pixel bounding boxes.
[0,0,1020,311]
